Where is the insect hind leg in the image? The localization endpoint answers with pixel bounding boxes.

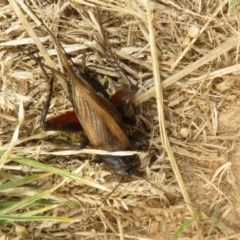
[95,7,133,91]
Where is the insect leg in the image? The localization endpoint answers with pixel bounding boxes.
[95,8,140,126]
[95,7,132,91]
[39,60,54,131]
[37,57,89,147]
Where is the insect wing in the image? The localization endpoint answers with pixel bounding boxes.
[43,111,82,132]
[71,80,129,151]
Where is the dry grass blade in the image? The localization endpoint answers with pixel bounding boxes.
[171,0,230,70]
[135,34,240,106]
[0,101,24,168]
[145,0,200,234]
[8,0,54,69]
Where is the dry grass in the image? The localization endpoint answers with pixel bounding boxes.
[1,0,240,239]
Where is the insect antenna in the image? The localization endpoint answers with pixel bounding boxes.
[81,178,124,224]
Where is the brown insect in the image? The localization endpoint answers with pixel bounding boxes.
[36,7,146,176]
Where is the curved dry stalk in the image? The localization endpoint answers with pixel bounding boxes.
[144,0,202,236]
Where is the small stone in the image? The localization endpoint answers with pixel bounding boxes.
[179,127,190,138]
[188,26,199,38]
